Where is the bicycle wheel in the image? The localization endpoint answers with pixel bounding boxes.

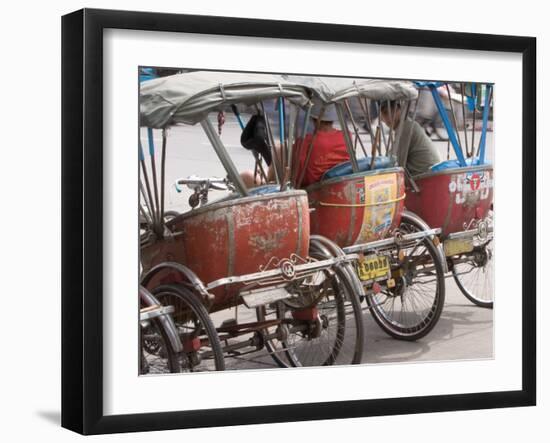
[452,242,494,308]
[256,304,293,368]
[259,250,364,367]
[140,315,181,374]
[287,260,364,366]
[366,214,445,340]
[152,283,225,372]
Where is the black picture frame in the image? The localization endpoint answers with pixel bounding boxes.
[61,8,536,435]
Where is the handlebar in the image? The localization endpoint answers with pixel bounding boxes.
[174,175,236,208]
[174,175,233,193]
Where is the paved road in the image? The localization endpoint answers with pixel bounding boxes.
[141,114,494,369]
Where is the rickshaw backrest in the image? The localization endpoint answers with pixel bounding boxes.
[321,156,396,181]
[247,184,281,196]
[430,157,490,172]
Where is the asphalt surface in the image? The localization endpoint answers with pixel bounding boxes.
[140,114,494,369]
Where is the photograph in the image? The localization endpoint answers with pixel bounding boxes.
[138,68,494,374]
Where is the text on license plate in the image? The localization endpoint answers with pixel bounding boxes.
[357,255,391,281]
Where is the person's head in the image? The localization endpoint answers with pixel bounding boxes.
[310,102,338,131]
[380,100,402,129]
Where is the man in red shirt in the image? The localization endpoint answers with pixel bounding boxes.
[294,105,350,187]
[240,104,350,188]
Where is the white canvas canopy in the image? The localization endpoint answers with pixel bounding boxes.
[140,71,314,128]
[284,75,418,103]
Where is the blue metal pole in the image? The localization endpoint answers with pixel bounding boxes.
[147,127,155,156]
[138,138,145,161]
[429,86,467,167]
[478,84,492,164]
[231,105,245,130]
[278,97,285,146]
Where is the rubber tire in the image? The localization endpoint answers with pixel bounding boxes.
[140,315,182,374]
[451,246,494,309]
[278,256,364,367]
[152,283,225,371]
[366,215,445,341]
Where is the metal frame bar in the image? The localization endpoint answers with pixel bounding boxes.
[478,84,493,163]
[428,85,467,167]
[335,103,359,172]
[342,228,442,254]
[200,118,249,196]
[260,101,282,184]
[205,254,356,291]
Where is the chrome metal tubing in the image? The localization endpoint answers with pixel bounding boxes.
[205,255,355,291]
[201,118,249,196]
[342,228,442,254]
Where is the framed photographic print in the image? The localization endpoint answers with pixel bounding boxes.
[61,8,536,435]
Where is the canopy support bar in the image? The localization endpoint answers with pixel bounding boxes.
[201,118,249,197]
[477,84,492,163]
[428,86,467,167]
[231,105,268,183]
[335,103,359,173]
[147,128,162,230]
[260,101,282,184]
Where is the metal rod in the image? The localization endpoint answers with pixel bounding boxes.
[231,105,267,184]
[342,228,442,254]
[429,86,467,167]
[278,97,287,188]
[139,181,154,225]
[387,99,397,154]
[147,128,162,227]
[390,99,409,159]
[139,203,153,226]
[296,106,325,189]
[260,101,282,184]
[477,85,493,162]
[292,103,312,186]
[377,101,389,155]
[445,83,463,154]
[200,118,249,196]
[344,99,369,158]
[159,129,167,229]
[460,83,470,157]
[231,104,245,130]
[286,103,298,186]
[361,97,378,154]
[335,103,359,172]
[138,139,156,219]
[471,83,477,154]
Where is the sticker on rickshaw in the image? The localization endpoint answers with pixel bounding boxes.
[449,171,493,205]
[357,175,398,241]
[357,254,391,282]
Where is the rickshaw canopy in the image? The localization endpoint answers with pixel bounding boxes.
[285,76,418,103]
[140,71,314,128]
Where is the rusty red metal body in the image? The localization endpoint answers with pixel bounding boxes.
[306,168,406,247]
[405,166,493,238]
[141,190,310,311]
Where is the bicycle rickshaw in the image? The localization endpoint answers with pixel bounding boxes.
[276,76,447,341]
[138,71,365,372]
[405,82,494,308]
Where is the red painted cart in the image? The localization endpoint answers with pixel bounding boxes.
[287,77,446,341]
[405,81,494,308]
[138,71,365,372]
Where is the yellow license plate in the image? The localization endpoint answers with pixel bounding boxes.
[444,239,474,257]
[357,255,391,281]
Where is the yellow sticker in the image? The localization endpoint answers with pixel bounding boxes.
[356,173,398,243]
